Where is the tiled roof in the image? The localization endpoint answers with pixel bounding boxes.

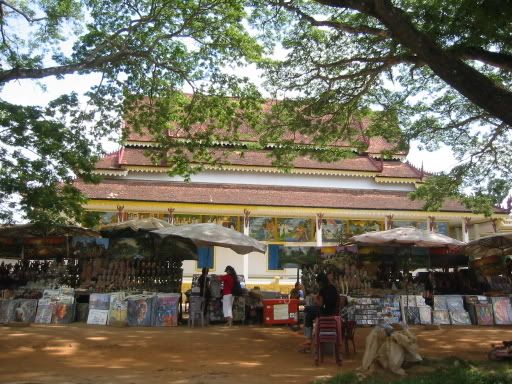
[124,99,406,156]
[96,147,423,178]
[75,179,473,212]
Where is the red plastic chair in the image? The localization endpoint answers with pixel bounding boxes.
[313,315,342,366]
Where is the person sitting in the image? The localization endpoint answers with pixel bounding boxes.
[289,282,304,300]
[245,286,264,325]
[299,272,339,352]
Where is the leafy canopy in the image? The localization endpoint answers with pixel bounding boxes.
[250,0,512,214]
[2,0,512,225]
[0,0,263,224]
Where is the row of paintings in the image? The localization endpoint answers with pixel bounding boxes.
[95,211,401,242]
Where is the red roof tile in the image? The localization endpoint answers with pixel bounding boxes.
[99,147,420,177]
[75,179,473,213]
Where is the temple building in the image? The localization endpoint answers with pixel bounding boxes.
[74,114,510,291]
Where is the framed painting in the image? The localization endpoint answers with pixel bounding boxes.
[322,219,345,242]
[249,217,276,241]
[276,218,312,242]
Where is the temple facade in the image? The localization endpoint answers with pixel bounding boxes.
[75,123,510,291]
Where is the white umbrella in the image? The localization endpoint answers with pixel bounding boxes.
[465,232,512,259]
[349,227,464,248]
[151,223,266,255]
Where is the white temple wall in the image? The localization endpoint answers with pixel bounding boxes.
[123,170,415,191]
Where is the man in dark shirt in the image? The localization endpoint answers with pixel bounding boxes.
[299,272,339,352]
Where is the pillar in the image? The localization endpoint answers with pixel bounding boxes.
[462,217,471,243]
[316,213,324,247]
[243,209,251,281]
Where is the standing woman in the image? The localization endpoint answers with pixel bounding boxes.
[218,265,237,326]
[424,271,435,308]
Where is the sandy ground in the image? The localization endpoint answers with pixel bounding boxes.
[1,323,512,384]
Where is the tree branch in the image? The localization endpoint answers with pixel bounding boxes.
[0,0,47,23]
[314,0,512,127]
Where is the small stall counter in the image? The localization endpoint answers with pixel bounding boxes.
[263,298,299,325]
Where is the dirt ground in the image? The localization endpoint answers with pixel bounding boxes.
[1,323,512,384]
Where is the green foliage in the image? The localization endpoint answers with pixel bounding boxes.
[315,359,512,384]
[0,0,264,224]
[251,0,512,214]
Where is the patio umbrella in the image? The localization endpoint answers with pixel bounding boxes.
[0,223,100,259]
[349,227,464,248]
[0,223,100,238]
[99,217,173,237]
[152,223,267,255]
[465,232,512,259]
[100,218,198,260]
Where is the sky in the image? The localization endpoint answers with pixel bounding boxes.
[1,73,459,173]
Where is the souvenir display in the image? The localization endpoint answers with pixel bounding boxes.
[153,293,180,326]
[449,310,471,325]
[208,299,224,322]
[87,293,111,325]
[446,296,465,312]
[474,303,494,325]
[0,299,10,323]
[34,298,54,324]
[354,297,384,325]
[491,297,512,325]
[400,295,416,308]
[108,292,128,324]
[76,303,89,322]
[382,295,401,324]
[416,295,426,307]
[232,296,246,322]
[419,306,432,324]
[433,296,448,310]
[127,294,155,326]
[405,307,421,325]
[52,302,75,324]
[432,310,451,325]
[8,299,38,323]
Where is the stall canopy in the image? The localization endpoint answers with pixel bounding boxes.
[465,232,512,259]
[152,223,267,255]
[99,217,172,237]
[99,218,198,260]
[0,223,100,238]
[349,227,464,248]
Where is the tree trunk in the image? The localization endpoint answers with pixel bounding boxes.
[316,0,512,126]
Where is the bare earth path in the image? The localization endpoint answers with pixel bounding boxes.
[1,323,512,384]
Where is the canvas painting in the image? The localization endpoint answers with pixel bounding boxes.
[433,296,448,310]
[446,296,465,312]
[475,304,494,325]
[232,296,246,322]
[52,303,75,324]
[322,219,345,242]
[0,299,10,323]
[42,289,61,302]
[87,309,109,325]
[419,306,432,324]
[35,299,54,324]
[249,217,276,241]
[416,295,426,307]
[405,307,421,324]
[491,297,512,325]
[127,295,155,326]
[449,310,471,325]
[89,293,111,311]
[432,310,451,325]
[401,295,416,308]
[76,303,89,322]
[153,293,180,327]
[276,218,312,242]
[108,292,128,324]
[208,299,224,322]
[8,299,38,323]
